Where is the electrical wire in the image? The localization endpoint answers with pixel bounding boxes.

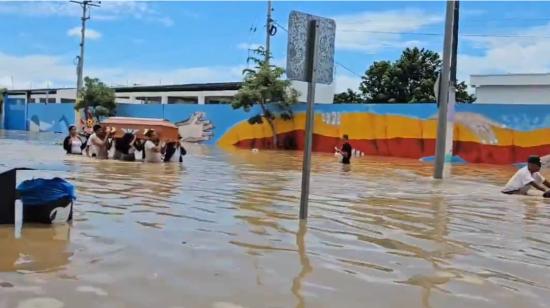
[337,29,550,39]
[275,17,550,39]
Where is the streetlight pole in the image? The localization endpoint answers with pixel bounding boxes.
[70,0,100,99]
[433,0,459,179]
[265,0,272,63]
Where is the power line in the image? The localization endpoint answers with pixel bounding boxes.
[335,61,362,78]
[338,29,550,39]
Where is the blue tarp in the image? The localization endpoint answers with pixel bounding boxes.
[420,155,466,164]
[17,178,76,206]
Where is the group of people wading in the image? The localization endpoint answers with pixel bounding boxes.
[63,124,185,163]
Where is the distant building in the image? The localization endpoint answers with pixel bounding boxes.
[4,81,335,105]
[470,73,550,104]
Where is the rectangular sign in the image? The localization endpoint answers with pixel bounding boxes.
[286,11,336,85]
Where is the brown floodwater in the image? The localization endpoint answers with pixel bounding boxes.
[1,129,550,308]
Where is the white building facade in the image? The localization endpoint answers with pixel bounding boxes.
[470,73,550,104]
[5,81,335,105]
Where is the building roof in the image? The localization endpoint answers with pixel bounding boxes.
[113,82,242,93]
[471,73,550,87]
[5,82,243,95]
[5,88,70,95]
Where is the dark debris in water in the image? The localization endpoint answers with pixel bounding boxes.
[0,281,14,288]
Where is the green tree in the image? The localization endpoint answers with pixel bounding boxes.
[359,47,475,103]
[232,47,299,148]
[333,88,363,103]
[74,77,116,120]
[455,81,476,103]
[359,60,396,102]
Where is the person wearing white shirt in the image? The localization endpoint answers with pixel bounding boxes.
[63,125,86,155]
[502,156,550,195]
[143,130,163,163]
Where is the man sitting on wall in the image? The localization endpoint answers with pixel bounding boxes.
[502,156,550,195]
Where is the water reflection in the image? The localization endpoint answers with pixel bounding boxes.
[291,221,313,308]
[2,131,550,307]
[0,224,71,273]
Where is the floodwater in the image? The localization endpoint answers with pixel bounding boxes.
[1,130,550,308]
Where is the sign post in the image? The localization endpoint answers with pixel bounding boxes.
[433,0,459,179]
[287,11,335,220]
[299,19,320,220]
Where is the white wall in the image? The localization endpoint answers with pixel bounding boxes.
[8,82,337,105]
[114,90,239,104]
[475,85,550,104]
[291,81,334,104]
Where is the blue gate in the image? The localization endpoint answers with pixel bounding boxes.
[3,99,26,130]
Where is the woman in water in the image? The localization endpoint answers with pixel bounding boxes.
[63,125,87,155]
[114,132,138,161]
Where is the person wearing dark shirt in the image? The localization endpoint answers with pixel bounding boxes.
[114,132,137,161]
[336,134,352,165]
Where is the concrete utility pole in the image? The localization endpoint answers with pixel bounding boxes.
[265,0,273,63]
[70,0,101,99]
[433,0,459,179]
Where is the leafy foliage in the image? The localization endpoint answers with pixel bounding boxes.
[232,47,299,147]
[333,88,364,103]
[359,47,475,103]
[455,81,476,103]
[74,77,116,119]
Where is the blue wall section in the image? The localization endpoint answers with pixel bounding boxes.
[4,99,26,130]
[27,103,75,133]
[116,104,164,119]
[455,103,550,131]
[2,99,75,133]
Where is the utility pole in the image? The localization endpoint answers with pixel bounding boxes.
[433,0,459,179]
[70,0,100,99]
[265,0,272,63]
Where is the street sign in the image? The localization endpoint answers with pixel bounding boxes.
[287,11,336,85]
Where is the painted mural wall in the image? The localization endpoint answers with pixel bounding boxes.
[4,99,550,165]
[2,99,75,133]
[27,103,74,133]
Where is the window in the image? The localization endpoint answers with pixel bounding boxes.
[136,96,162,104]
[168,96,198,104]
[61,98,76,104]
[205,96,233,104]
[39,98,56,103]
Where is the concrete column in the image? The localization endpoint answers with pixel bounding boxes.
[198,94,205,105]
[161,96,168,104]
